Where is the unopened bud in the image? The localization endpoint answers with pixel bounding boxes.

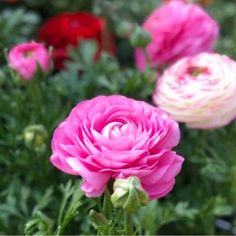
[116,21,134,38]
[130,26,151,48]
[89,210,109,228]
[23,124,48,152]
[111,176,149,212]
[8,42,50,81]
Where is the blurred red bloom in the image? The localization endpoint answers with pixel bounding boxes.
[38,12,116,70]
[0,0,18,3]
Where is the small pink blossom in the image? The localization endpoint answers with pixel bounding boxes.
[153,53,236,129]
[8,41,50,80]
[135,0,219,70]
[50,95,184,199]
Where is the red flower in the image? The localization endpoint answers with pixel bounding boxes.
[1,0,18,3]
[38,12,116,70]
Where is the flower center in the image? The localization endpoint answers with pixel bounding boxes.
[186,66,208,77]
[101,122,136,139]
[23,50,33,58]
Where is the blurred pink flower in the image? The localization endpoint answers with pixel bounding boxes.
[154,53,236,129]
[50,95,184,199]
[8,41,50,80]
[135,0,219,70]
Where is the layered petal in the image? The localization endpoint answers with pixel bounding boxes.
[8,41,50,80]
[154,53,236,129]
[135,0,219,70]
[50,95,184,199]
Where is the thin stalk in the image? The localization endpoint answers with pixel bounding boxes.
[142,48,152,69]
[55,225,63,236]
[94,197,103,213]
[28,80,45,125]
[230,166,236,206]
[124,212,133,235]
[56,194,68,235]
[103,188,112,219]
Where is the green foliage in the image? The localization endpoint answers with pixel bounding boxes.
[0,8,39,51]
[24,180,85,235]
[51,41,155,103]
[134,200,199,235]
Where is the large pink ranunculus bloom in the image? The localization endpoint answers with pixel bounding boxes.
[50,95,184,199]
[8,41,50,80]
[154,53,236,129]
[135,0,219,70]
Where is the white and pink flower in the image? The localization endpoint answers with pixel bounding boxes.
[154,53,236,129]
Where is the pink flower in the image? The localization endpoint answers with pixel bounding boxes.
[8,41,50,80]
[153,53,236,129]
[135,0,219,70]
[50,95,184,199]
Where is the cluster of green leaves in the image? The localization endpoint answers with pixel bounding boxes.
[24,180,88,235]
[51,42,155,103]
[0,7,39,54]
[0,64,85,234]
[208,0,236,58]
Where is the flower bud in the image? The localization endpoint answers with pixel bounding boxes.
[130,26,151,48]
[116,21,134,38]
[89,209,109,227]
[111,176,149,212]
[8,41,50,81]
[23,124,48,152]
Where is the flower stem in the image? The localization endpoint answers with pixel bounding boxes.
[94,197,103,213]
[55,193,67,235]
[103,188,112,219]
[29,80,44,125]
[142,48,152,69]
[124,212,133,235]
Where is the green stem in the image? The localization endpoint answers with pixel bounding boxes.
[124,212,133,235]
[230,166,236,206]
[102,24,110,53]
[103,188,112,219]
[55,225,63,236]
[29,80,44,125]
[94,197,103,213]
[56,194,68,235]
[142,48,152,69]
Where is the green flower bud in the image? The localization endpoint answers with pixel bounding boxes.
[116,21,134,38]
[130,26,151,48]
[23,124,48,153]
[111,176,149,212]
[89,210,109,227]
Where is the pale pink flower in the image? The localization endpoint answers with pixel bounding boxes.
[135,0,219,70]
[154,53,236,129]
[50,95,184,199]
[8,41,50,80]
